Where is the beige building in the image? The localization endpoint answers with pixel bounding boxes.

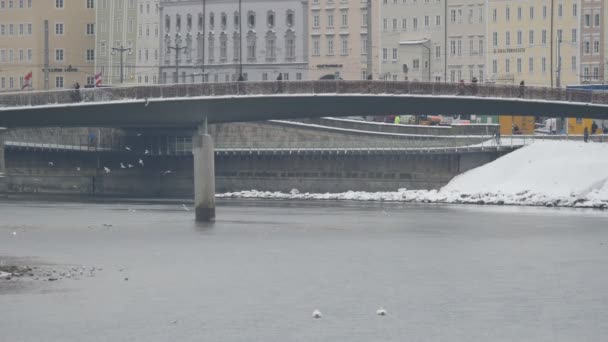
[580,0,603,83]
[380,0,446,82]
[309,0,380,80]
[446,0,485,83]
[95,0,139,85]
[487,0,581,87]
[0,0,96,91]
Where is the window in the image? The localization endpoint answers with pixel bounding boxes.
[247,32,256,60]
[327,14,334,28]
[517,31,522,45]
[87,0,94,9]
[55,76,64,88]
[517,7,522,20]
[492,8,496,22]
[327,37,334,55]
[505,59,510,73]
[505,31,510,46]
[393,18,398,30]
[402,18,407,30]
[595,14,600,26]
[571,56,576,71]
[505,7,510,20]
[313,14,320,28]
[542,57,546,72]
[572,4,577,16]
[594,40,600,54]
[382,48,388,61]
[265,33,275,60]
[517,58,522,73]
[457,39,461,55]
[435,46,441,58]
[55,49,64,61]
[492,32,497,47]
[413,17,417,30]
[391,47,397,60]
[529,30,534,45]
[529,57,534,72]
[529,6,534,19]
[248,11,255,28]
[585,14,590,27]
[55,0,63,8]
[492,59,497,74]
[86,23,94,35]
[220,33,228,61]
[341,12,348,27]
[313,38,320,56]
[285,33,295,60]
[424,15,429,27]
[557,29,562,43]
[55,23,64,35]
[558,4,562,17]
[436,15,440,26]
[341,37,349,55]
[541,30,547,45]
[478,40,483,55]
[571,29,577,43]
[584,40,590,54]
[286,11,295,27]
[450,9,456,22]
[413,59,419,69]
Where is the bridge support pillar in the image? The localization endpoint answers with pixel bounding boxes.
[193,121,215,222]
[0,128,6,197]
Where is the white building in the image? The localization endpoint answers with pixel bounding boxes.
[159,0,308,84]
[135,0,161,84]
[380,0,446,82]
[446,0,485,83]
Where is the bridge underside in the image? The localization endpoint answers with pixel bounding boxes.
[1,94,607,129]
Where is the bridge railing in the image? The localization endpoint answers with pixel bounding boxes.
[1,81,607,108]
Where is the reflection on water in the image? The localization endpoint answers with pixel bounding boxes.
[1,198,608,342]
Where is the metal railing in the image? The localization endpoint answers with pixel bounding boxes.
[1,81,607,108]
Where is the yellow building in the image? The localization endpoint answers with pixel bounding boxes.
[487,0,580,87]
[0,0,95,92]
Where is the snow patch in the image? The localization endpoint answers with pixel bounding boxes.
[217,141,608,209]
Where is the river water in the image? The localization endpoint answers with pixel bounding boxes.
[1,199,608,341]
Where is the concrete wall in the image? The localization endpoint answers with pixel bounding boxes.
[306,118,499,136]
[4,148,509,196]
[208,121,489,149]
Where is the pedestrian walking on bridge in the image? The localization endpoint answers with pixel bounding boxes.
[519,80,525,98]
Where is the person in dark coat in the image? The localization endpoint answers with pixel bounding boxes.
[72,82,82,102]
[275,73,283,93]
[519,80,525,98]
[591,121,598,134]
[471,77,478,95]
[584,127,589,142]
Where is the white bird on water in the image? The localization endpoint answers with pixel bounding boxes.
[104,167,111,173]
[48,162,54,166]
[137,133,142,137]
[312,310,322,319]
[162,170,172,175]
[76,167,81,171]
[128,164,134,168]
[144,150,150,155]
[376,307,387,316]
[125,146,131,151]
[121,163,126,169]
[138,159,144,166]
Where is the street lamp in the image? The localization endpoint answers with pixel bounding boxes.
[238,0,244,81]
[111,45,132,84]
[167,34,188,84]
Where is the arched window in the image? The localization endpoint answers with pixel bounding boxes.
[267,11,275,28]
[286,10,295,27]
[209,12,215,29]
[285,30,296,61]
[247,31,256,61]
[233,32,240,62]
[265,31,276,61]
[219,32,228,61]
[176,14,181,31]
[248,11,256,28]
[234,11,240,28]
[187,14,192,31]
[198,13,204,31]
[165,15,171,32]
[221,12,227,30]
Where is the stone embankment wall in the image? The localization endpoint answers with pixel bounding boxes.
[4,148,508,197]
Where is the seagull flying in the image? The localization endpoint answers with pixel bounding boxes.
[125,146,131,151]
[144,150,150,155]
[104,167,111,173]
[312,310,322,319]
[182,204,190,211]
[144,97,149,107]
[376,308,387,316]
[48,162,54,166]
[138,159,144,166]
[137,133,142,137]
[162,170,172,175]
[121,163,126,169]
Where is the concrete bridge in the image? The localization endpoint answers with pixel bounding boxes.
[1,81,607,221]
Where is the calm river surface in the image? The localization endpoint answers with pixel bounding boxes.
[1,198,608,341]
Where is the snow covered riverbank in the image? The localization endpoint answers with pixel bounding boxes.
[217,141,608,209]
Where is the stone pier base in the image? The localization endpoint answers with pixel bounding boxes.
[193,132,215,222]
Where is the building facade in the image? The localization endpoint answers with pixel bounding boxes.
[159,0,308,84]
[580,0,603,83]
[380,0,446,82]
[135,0,161,84]
[309,0,380,80]
[446,0,485,83]
[0,0,96,91]
[487,0,581,87]
[95,0,139,85]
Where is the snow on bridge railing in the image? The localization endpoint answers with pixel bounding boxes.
[0,81,604,108]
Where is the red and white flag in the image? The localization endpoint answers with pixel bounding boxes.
[21,71,32,90]
[94,72,103,87]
